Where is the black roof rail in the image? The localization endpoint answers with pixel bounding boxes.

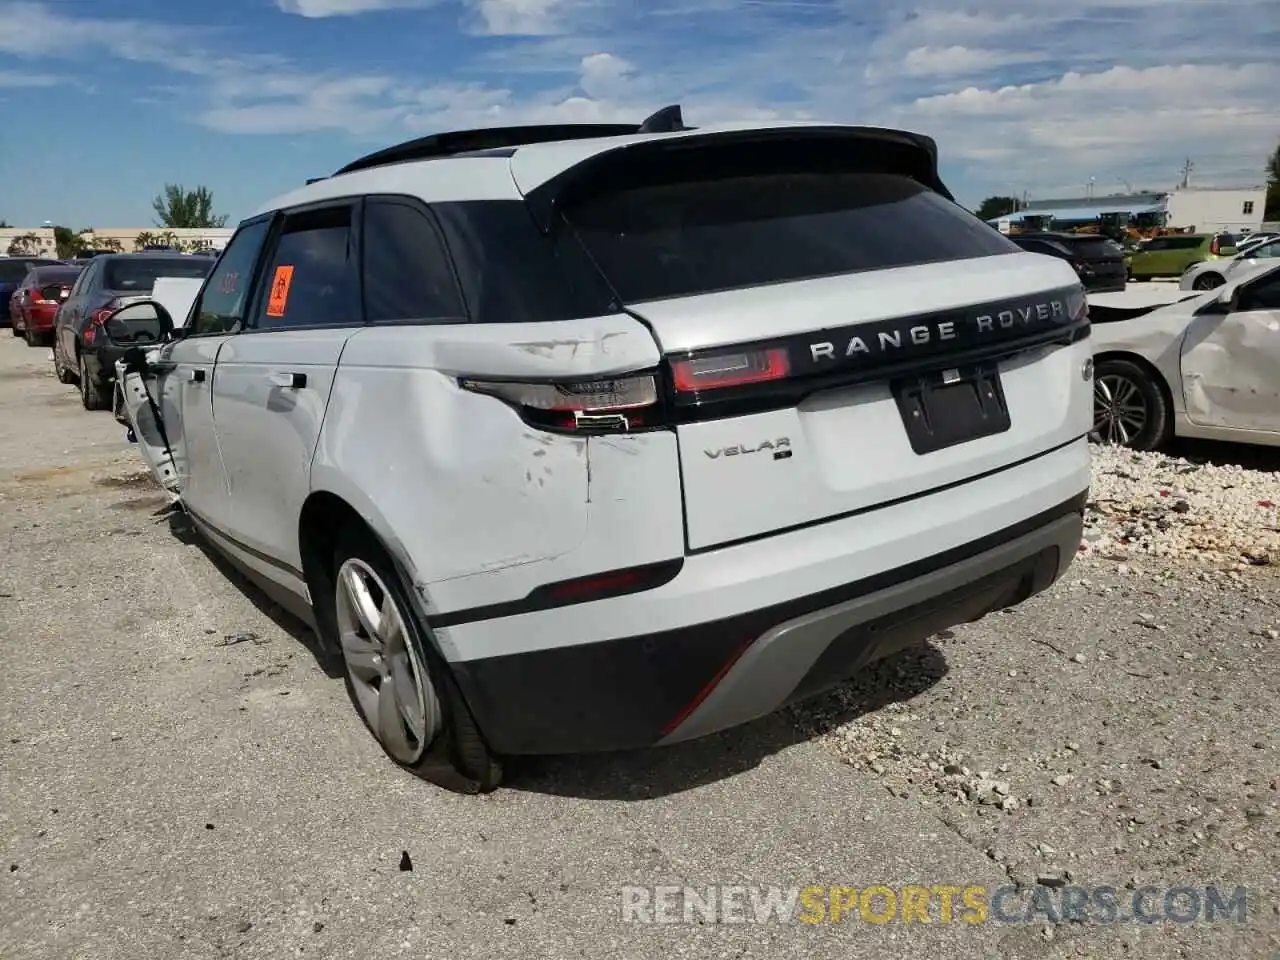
[331,105,693,177]
[334,123,639,176]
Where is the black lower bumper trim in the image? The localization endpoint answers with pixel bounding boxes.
[450,489,1088,755]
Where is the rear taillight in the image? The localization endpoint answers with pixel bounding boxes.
[670,347,790,395]
[1209,238,1221,256]
[459,374,659,433]
[83,307,115,345]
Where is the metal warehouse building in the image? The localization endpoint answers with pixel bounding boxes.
[992,186,1267,234]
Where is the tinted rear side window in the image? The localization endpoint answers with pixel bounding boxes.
[362,200,466,323]
[432,201,619,323]
[1160,237,1206,250]
[1069,238,1124,259]
[104,257,213,292]
[561,173,1018,303]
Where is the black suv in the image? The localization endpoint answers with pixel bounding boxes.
[1008,232,1127,293]
[53,252,213,409]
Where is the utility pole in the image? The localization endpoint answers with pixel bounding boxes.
[1179,158,1194,189]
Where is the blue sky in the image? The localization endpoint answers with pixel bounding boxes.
[1,0,1275,227]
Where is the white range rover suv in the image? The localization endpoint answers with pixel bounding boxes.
[113,107,1093,792]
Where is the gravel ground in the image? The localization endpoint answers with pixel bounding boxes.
[800,443,1280,957]
[2,335,1278,959]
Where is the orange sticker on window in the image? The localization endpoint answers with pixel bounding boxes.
[266,265,294,318]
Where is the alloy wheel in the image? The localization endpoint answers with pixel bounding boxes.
[334,558,440,763]
[1093,373,1148,446]
[1192,274,1223,290]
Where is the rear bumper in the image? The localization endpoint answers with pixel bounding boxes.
[26,310,56,332]
[1082,275,1126,293]
[450,445,1089,755]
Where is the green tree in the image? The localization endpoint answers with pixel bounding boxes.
[1265,141,1280,222]
[975,196,1021,221]
[53,226,88,259]
[6,232,41,256]
[151,184,228,229]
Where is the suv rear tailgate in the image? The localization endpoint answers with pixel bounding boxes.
[630,256,1090,549]
[535,127,1091,552]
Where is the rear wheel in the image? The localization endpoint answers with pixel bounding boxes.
[79,354,108,410]
[1092,359,1170,451]
[1192,273,1224,290]
[55,342,76,384]
[331,526,502,791]
[9,321,21,337]
[23,326,41,347]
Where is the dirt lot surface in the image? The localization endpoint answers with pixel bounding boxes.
[1,334,1277,959]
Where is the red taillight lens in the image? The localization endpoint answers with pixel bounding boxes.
[670,347,790,394]
[547,568,651,601]
[460,374,658,433]
[536,559,683,606]
[84,308,114,345]
[1209,238,1220,256]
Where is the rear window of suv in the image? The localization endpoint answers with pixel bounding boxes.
[1066,237,1124,259]
[104,257,213,292]
[561,172,1016,303]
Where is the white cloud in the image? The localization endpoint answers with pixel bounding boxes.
[468,0,577,36]
[3,0,1276,207]
[578,52,633,98]
[272,0,579,34]
[0,68,60,88]
[899,46,1040,78]
[276,0,435,15]
[890,61,1277,196]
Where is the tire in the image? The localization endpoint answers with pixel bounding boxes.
[329,525,502,792]
[55,342,77,384]
[79,354,107,410]
[24,326,41,348]
[1092,358,1170,451]
[10,322,21,337]
[1192,273,1224,290]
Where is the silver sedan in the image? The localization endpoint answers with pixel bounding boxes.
[1180,236,1280,290]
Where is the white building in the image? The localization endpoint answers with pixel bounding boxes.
[1164,187,1267,234]
[0,227,56,257]
[990,185,1268,235]
[2,226,234,257]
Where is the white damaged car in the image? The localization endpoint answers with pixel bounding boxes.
[103,109,1094,790]
[1091,261,1280,449]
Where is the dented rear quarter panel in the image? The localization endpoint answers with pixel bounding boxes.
[308,316,675,620]
[1088,300,1202,420]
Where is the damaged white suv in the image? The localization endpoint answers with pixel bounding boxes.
[113,107,1093,791]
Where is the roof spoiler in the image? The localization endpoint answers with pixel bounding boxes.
[521,124,955,233]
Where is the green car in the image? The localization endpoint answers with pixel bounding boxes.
[1126,232,1237,280]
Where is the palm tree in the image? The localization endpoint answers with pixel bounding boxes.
[152,184,228,229]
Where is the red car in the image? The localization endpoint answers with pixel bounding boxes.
[9,264,83,347]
